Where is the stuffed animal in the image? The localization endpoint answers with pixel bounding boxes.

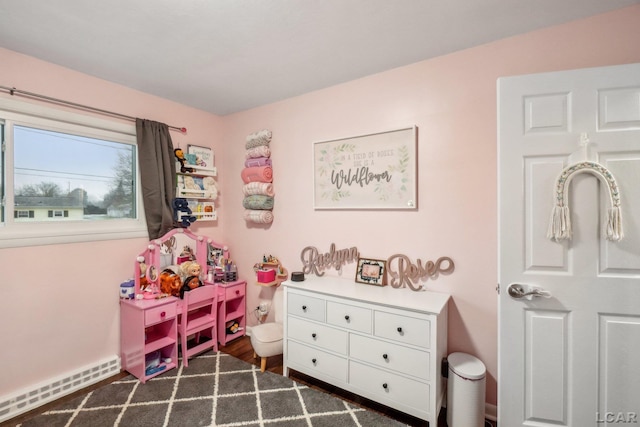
[173,198,197,227]
[159,268,182,297]
[174,148,194,173]
[179,275,202,299]
[202,176,219,200]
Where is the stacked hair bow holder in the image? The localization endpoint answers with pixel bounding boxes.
[242,130,275,224]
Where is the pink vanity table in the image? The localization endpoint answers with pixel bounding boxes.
[120,229,246,383]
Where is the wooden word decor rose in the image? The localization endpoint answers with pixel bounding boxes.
[387,254,455,291]
[301,243,359,276]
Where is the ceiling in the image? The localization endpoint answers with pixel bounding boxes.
[1,0,638,116]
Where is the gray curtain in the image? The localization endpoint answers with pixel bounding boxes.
[136,119,176,239]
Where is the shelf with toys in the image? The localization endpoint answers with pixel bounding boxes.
[175,174,219,200]
[173,147,219,225]
[253,255,288,287]
[177,200,217,221]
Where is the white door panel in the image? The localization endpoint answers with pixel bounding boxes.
[499,62,640,427]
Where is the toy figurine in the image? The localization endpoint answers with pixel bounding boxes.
[174,148,194,173]
[226,320,240,334]
[137,256,150,291]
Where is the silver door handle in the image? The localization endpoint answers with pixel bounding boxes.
[508,284,551,300]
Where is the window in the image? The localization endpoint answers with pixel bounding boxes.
[15,210,33,219]
[0,97,147,248]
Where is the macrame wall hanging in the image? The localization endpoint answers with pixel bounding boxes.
[547,160,623,242]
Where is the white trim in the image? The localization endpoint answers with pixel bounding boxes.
[0,96,148,247]
[485,402,497,421]
[0,96,135,136]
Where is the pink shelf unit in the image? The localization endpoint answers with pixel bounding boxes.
[216,280,247,346]
[120,297,178,383]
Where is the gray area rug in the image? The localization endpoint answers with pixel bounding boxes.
[17,351,407,426]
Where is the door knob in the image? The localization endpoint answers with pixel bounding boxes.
[508,283,551,300]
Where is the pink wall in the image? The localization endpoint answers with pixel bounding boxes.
[0,48,226,394]
[0,4,638,413]
[220,5,640,407]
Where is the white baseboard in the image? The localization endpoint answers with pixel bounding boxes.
[485,403,497,421]
[0,355,121,423]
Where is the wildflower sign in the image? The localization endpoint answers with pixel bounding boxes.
[313,126,417,209]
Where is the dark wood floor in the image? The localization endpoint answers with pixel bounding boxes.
[3,336,484,427]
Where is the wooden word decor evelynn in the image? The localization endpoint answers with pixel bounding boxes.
[301,243,360,276]
[387,254,455,291]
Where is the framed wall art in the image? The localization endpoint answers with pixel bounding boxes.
[355,257,387,286]
[187,144,214,168]
[313,126,417,210]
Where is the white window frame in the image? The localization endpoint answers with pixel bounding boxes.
[0,97,147,248]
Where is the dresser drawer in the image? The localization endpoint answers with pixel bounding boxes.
[327,301,372,334]
[288,292,325,322]
[349,360,430,412]
[288,317,348,355]
[144,303,176,326]
[224,283,245,300]
[349,334,430,380]
[287,340,347,382]
[374,311,431,349]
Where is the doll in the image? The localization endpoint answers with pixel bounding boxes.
[179,261,203,299]
[179,275,202,299]
[180,261,201,280]
[137,256,150,291]
[159,268,182,297]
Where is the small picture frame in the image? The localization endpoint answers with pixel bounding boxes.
[355,258,387,286]
[187,144,214,168]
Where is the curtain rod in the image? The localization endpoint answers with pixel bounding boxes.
[0,85,187,133]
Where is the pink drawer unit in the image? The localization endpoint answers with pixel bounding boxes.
[145,303,176,326]
[218,280,247,346]
[225,283,245,300]
[120,297,178,383]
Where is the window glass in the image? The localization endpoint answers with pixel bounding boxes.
[13,125,136,222]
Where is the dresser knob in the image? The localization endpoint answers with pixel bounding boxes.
[382,383,388,389]
[312,358,317,364]
[235,290,240,295]
[312,333,317,338]
[397,327,403,333]
[302,305,307,311]
[382,353,388,360]
[160,311,166,317]
[344,315,350,321]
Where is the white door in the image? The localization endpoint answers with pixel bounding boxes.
[498,63,640,427]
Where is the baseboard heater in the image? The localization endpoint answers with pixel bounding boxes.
[0,355,121,423]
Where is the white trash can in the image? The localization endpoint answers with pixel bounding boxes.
[446,352,486,427]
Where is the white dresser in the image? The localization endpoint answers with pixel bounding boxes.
[283,276,450,424]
